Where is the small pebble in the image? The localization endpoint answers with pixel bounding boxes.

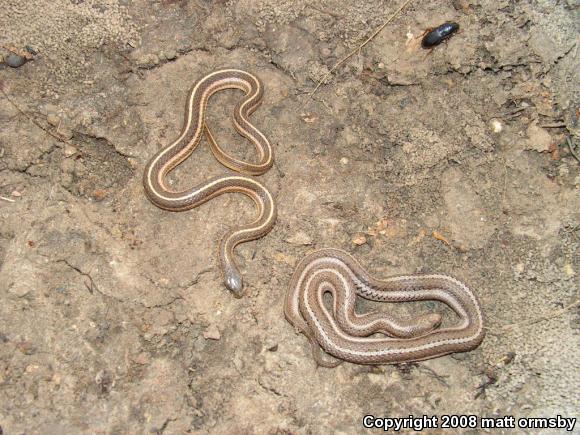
[203,324,221,340]
[452,0,471,12]
[490,118,503,133]
[164,50,177,60]
[5,54,27,68]
[47,114,61,126]
[525,121,552,152]
[9,283,32,298]
[92,189,107,202]
[137,54,160,69]
[63,144,77,156]
[352,234,367,245]
[11,190,21,197]
[340,157,349,165]
[57,126,74,141]
[25,364,40,373]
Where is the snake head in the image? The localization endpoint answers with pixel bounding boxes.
[224,268,244,298]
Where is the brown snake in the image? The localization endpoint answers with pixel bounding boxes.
[285,249,485,366]
[143,69,276,297]
[142,70,485,364]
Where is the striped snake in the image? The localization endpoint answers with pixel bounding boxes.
[142,69,484,364]
[285,249,485,365]
[143,69,276,297]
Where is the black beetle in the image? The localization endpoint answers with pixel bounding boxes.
[421,22,460,48]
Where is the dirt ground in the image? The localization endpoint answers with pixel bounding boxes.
[0,0,578,433]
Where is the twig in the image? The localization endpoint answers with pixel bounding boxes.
[308,0,415,98]
[307,4,343,18]
[475,371,497,400]
[490,107,525,120]
[0,195,15,203]
[0,84,74,146]
[416,364,449,387]
[539,122,566,128]
[57,259,99,295]
[566,137,580,163]
[494,300,580,332]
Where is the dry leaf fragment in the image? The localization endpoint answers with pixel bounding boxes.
[432,230,450,246]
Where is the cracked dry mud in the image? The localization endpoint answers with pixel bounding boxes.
[0,0,578,433]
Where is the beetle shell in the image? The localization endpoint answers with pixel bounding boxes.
[421,22,460,48]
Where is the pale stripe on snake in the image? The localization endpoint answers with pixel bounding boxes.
[285,249,485,366]
[143,69,276,297]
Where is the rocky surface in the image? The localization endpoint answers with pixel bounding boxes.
[0,0,578,433]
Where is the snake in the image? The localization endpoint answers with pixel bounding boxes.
[143,69,276,297]
[285,248,485,366]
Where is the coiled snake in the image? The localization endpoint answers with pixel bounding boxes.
[143,69,276,297]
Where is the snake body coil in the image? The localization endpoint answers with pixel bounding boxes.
[143,69,276,297]
[285,249,485,365]
[143,70,485,365]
